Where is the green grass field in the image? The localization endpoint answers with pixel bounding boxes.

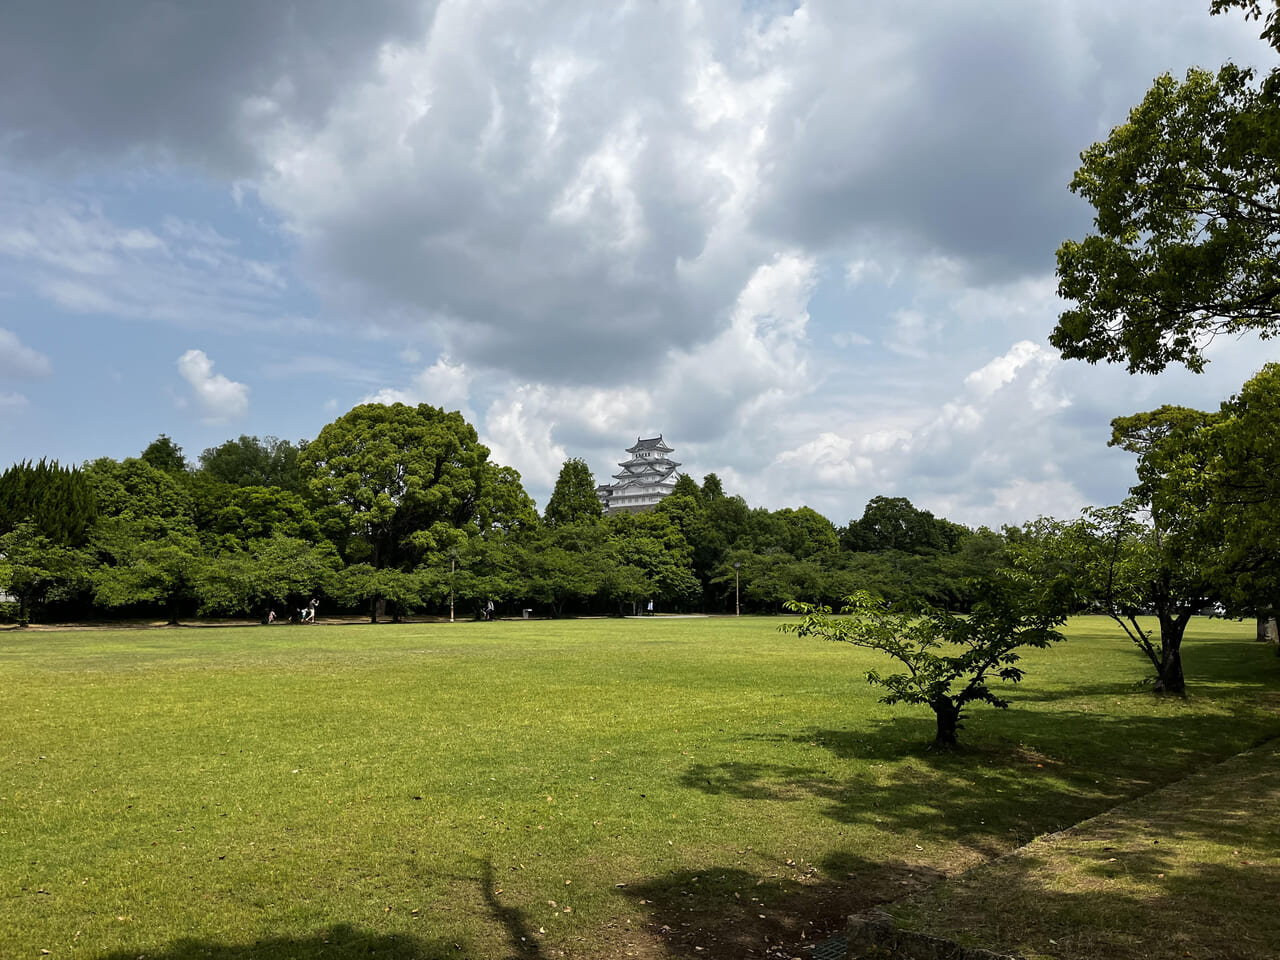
[1,616,1276,959]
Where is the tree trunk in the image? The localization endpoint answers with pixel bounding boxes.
[931,698,961,749]
[1154,612,1188,696]
[1255,612,1278,642]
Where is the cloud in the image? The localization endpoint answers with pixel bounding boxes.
[0,391,28,413]
[0,173,309,334]
[0,328,51,377]
[177,349,250,423]
[365,354,475,421]
[0,0,427,175]
[1,0,1274,530]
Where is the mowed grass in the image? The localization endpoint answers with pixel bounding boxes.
[894,740,1280,960]
[1,616,1277,959]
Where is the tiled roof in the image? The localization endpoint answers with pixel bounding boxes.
[626,434,673,454]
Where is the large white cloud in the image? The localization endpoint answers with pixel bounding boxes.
[177,349,250,423]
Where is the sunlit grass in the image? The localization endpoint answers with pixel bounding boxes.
[1,615,1276,958]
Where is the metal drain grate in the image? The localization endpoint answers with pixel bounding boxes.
[811,933,847,960]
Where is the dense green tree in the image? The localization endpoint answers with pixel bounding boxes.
[606,510,700,609]
[1015,502,1211,695]
[700,473,725,501]
[0,522,89,625]
[83,457,203,624]
[0,459,96,547]
[203,485,322,545]
[141,435,189,475]
[511,522,609,617]
[1109,366,1280,645]
[1053,61,1280,373]
[1197,366,1280,640]
[842,496,965,554]
[198,435,303,492]
[544,458,603,526]
[774,506,840,559]
[84,457,195,536]
[92,527,204,625]
[333,564,423,622]
[302,403,535,578]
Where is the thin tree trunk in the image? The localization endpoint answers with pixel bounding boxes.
[931,698,961,749]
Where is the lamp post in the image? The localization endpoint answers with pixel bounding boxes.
[734,561,741,617]
[449,548,457,623]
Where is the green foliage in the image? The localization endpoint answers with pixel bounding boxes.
[607,510,700,608]
[0,522,90,625]
[1099,365,1280,647]
[842,495,967,554]
[544,457,602,526]
[1013,504,1210,695]
[140,434,189,475]
[84,457,195,537]
[0,459,96,547]
[518,524,609,616]
[91,526,204,624]
[784,576,1069,747]
[332,563,422,621]
[198,435,303,492]
[302,402,534,571]
[1053,63,1280,373]
[1210,0,1280,53]
[83,457,203,623]
[202,484,323,545]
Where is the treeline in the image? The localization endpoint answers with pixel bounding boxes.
[0,402,1009,625]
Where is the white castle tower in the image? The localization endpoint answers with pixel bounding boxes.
[595,435,681,515]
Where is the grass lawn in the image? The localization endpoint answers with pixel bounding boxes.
[892,739,1280,960]
[1,615,1276,959]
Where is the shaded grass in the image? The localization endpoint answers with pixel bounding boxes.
[892,741,1280,960]
[0,615,1276,958]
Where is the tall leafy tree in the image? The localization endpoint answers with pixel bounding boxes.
[141,435,189,475]
[303,403,533,568]
[0,459,96,546]
[84,457,204,624]
[302,403,534,616]
[198,435,303,492]
[1114,366,1280,643]
[1015,502,1211,696]
[1053,34,1280,372]
[0,522,89,625]
[842,496,964,554]
[544,458,602,526]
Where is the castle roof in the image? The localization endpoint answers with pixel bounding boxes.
[626,435,673,455]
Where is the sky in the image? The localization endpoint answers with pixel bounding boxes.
[0,0,1275,529]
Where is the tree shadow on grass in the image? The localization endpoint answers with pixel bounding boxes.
[89,860,548,960]
[685,706,1280,862]
[92,923,455,959]
[618,850,945,959]
[891,755,1280,960]
[649,737,1280,959]
[478,857,546,960]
